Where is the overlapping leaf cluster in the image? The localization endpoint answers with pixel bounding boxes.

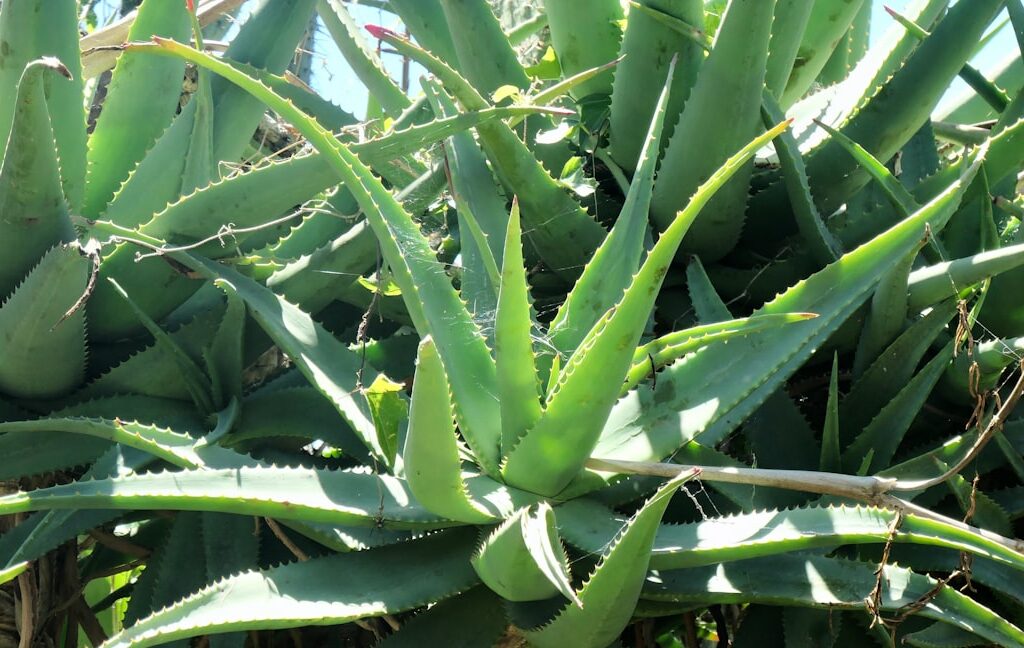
[1,0,1024,646]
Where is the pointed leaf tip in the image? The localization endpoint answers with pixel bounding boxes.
[365,24,398,41]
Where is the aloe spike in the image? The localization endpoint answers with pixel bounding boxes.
[543,0,623,99]
[495,200,543,452]
[761,92,842,264]
[765,0,815,98]
[608,0,704,173]
[780,0,868,107]
[438,0,530,97]
[367,26,606,282]
[685,256,732,323]
[550,56,677,356]
[472,503,578,604]
[0,245,86,399]
[584,146,984,477]
[0,59,76,298]
[210,0,317,163]
[522,470,697,647]
[316,0,410,118]
[204,281,246,405]
[403,338,498,524]
[820,354,842,473]
[651,0,778,261]
[886,4,1011,113]
[502,121,792,497]
[83,0,190,217]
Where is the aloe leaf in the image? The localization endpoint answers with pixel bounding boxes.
[608,0,704,173]
[580,145,983,480]
[180,254,388,464]
[521,470,696,647]
[853,240,920,376]
[0,0,86,211]
[905,623,986,648]
[686,256,732,322]
[76,306,223,403]
[761,92,841,264]
[503,121,792,497]
[404,338,497,524]
[842,343,954,473]
[438,0,530,97]
[643,554,1024,647]
[0,466,453,529]
[821,354,842,473]
[472,503,578,605]
[495,202,543,451]
[83,0,190,217]
[0,417,205,469]
[543,0,622,98]
[376,587,507,648]
[317,0,409,117]
[103,529,480,648]
[386,0,459,65]
[780,0,868,106]
[651,0,777,261]
[840,302,955,441]
[558,502,1024,573]
[204,281,245,405]
[367,26,606,282]
[0,244,86,399]
[0,59,76,298]
[765,0,815,98]
[907,241,1024,310]
[550,57,675,356]
[623,314,817,394]
[210,0,317,163]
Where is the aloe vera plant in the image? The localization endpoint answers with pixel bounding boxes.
[2,0,1024,646]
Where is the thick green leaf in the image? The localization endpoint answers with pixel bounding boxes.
[550,58,676,356]
[495,202,542,451]
[471,503,578,604]
[521,470,697,647]
[404,338,499,524]
[0,244,86,398]
[376,587,507,648]
[643,554,1024,647]
[0,0,86,210]
[83,0,190,217]
[103,529,481,648]
[780,0,867,106]
[543,0,622,98]
[651,0,777,261]
[0,59,76,298]
[558,502,1024,573]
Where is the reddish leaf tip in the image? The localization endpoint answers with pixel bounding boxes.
[186,0,195,12]
[365,24,397,40]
